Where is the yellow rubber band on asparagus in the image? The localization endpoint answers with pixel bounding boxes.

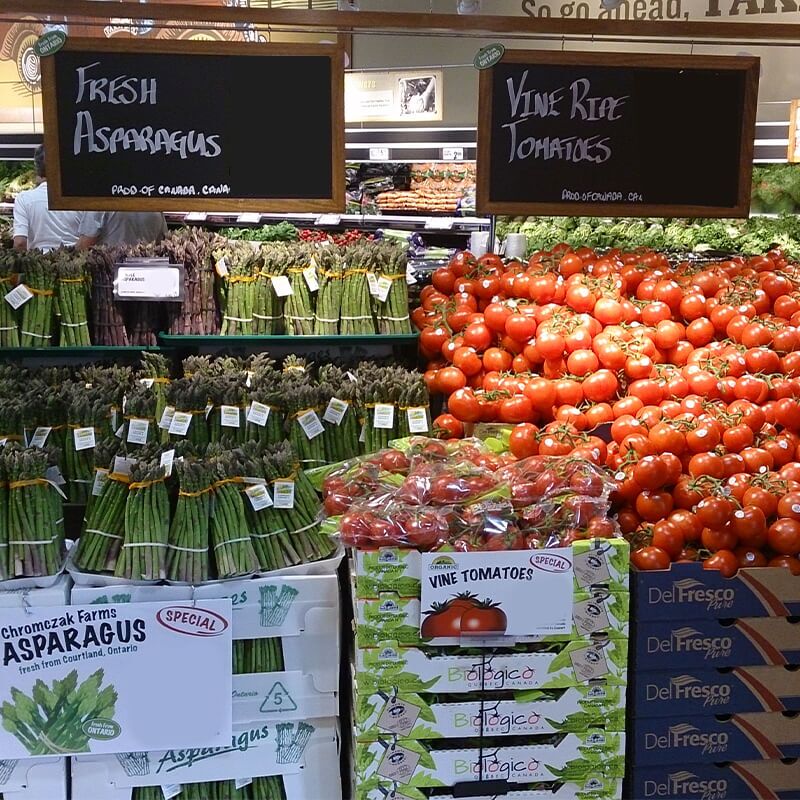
[213,477,245,489]
[108,472,131,484]
[129,476,167,490]
[271,474,296,484]
[179,485,214,497]
[227,275,258,284]
[0,435,22,441]
[344,269,369,276]
[8,478,49,489]
[319,269,342,278]
[384,273,407,280]
[287,268,306,274]
[29,287,54,296]
[59,277,85,284]
[292,407,319,419]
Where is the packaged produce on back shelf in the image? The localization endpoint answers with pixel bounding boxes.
[416,245,800,576]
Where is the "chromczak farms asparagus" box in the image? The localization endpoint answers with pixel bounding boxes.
[631,711,800,765]
[632,562,800,621]
[354,540,630,599]
[634,616,800,669]
[354,589,630,646]
[629,760,800,800]
[354,684,626,741]
[355,639,628,693]
[71,718,341,799]
[632,665,800,717]
[353,730,625,797]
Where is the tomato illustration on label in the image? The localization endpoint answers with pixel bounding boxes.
[421,592,507,637]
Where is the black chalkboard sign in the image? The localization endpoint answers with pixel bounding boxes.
[477,51,759,218]
[41,39,344,212]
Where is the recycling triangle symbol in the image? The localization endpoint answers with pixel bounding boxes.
[260,681,298,713]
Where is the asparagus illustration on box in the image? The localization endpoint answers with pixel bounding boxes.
[117,751,150,777]
[276,722,314,764]
[0,759,18,785]
[1,669,118,755]
[259,585,298,628]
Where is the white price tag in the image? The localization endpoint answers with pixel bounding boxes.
[359,422,366,443]
[366,271,380,297]
[46,465,66,487]
[323,397,349,425]
[246,401,270,427]
[237,213,261,224]
[272,480,295,509]
[297,409,324,440]
[204,404,213,420]
[407,407,429,433]
[425,218,454,230]
[162,786,182,800]
[139,378,155,388]
[185,212,207,222]
[235,778,253,790]
[303,265,319,292]
[245,483,273,511]
[316,214,341,226]
[92,468,109,497]
[160,449,175,478]
[270,275,293,297]
[220,405,241,428]
[375,276,392,303]
[4,283,33,310]
[29,426,51,449]
[215,257,229,278]
[168,411,192,436]
[373,403,395,429]
[73,426,96,451]
[115,424,124,439]
[127,418,150,445]
[159,406,176,430]
[113,456,137,476]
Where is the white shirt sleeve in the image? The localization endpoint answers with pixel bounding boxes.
[12,192,30,238]
[78,211,106,238]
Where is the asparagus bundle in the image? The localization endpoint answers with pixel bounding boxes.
[318,366,360,464]
[121,383,157,448]
[208,375,248,446]
[55,250,91,346]
[4,446,65,578]
[0,669,117,756]
[64,389,106,505]
[253,245,284,335]
[245,382,284,446]
[166,459,213,584]
[86,247,129,346]
[209,449,259,579]
[232,638,285,674]
[138,352,171,442]
[0,453,8,581]
[114,458,169,581]
[0,251,20,346]
[375,241,412,334]
[284,383,325,470]
[19,252,56,347]
[283,246,316,335]
[82,436,120,525]
[398,373,432,438]
[0,398,24,444]
[312,246,343,335]
[167,378,211,448]
[339,242,375,335]
[217,241,257,336]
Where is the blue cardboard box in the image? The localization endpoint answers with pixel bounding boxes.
[632,665,800,717]
[630,712,800,765]
[634,616,800,669]
[629,760,800,799]
[632,562,800,621]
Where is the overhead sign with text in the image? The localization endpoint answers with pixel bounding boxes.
[0,600,232,758]
[345,70,443,122]
[477,50,759,218]
[41,39,344,212]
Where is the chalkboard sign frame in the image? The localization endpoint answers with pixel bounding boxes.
[41,37,345,212]
[476,50,760,219]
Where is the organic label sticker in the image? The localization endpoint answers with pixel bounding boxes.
[573,596,612,636]
[272,481,295,509]
[373,403,395,429]
[246,401,270,427]
[220,405,241,428]
[406,407,429,433]
[169,411,192,437]
[270,275,293,297]
[4,283,33,310]
[127,418,150,445]
[245,483,273,511]
[29,426,51,449]
[377,697,422,736]
[92,468,109,497]
[73,426,96,451]
[377,743,421,782]
[303,265,319,292]
[573,549,611,588]
[375,276,392,303]
[160,450,175,478]
[569,645,611,682]
[159,406,176,430]
[323,397,348,425]
[297,410,324,440]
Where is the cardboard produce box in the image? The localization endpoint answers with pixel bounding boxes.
[354,539,630,599]
[72,718,341,799]
[355,638,628,693]
[631,711,800,765]
[634,616,800,669]
[354,730,625,797]
[354,684,625,741]
[354,589,629,647]
[0,758,66,800]
[632,562,800,621]
[0,574,71,606]
[360,780,623,800]
[632,665,800,717]
[629,760,800,800]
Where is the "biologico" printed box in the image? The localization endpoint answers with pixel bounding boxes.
[354,684,625,741]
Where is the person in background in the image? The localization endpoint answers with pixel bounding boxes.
[76,210,168,249]
[12,145,85,252]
